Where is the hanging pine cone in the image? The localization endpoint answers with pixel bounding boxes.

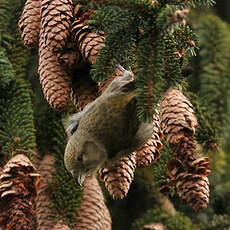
[75,175,111,230]
[175,173,209,212]
[160,88,198,141]
[99,153,136,200]
[160,88,199,164]
[189,157,210,176]
[38,30,71,111]
[18,0,41,47]
[135,110,163,168]
[41,0,74,51]
[71,72,99,110]
[36,153,59,230]
[161,158,210,212]
[0,154,41,230]
[71,6,104,64]
[56,44,80,69]
[160,88,210,211]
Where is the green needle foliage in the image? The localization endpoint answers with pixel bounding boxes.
[0,47,14,92]
[0,30,36,161]
[85,0,213,121]
[131,207,196,230]
[0,77,36,159]
[201,214,230,230]
[191,13,230,140]
[188,92,219,151]
[151,142,174,189]
[49,116,83,227]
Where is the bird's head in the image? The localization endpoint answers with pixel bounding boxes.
[64,132,107,186]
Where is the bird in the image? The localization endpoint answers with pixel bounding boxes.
[64,70,154,186]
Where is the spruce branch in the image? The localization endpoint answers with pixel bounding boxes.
[0,47,14,91]
[194,13,230,139]
[49,118,83,228]
[0,80,36,156]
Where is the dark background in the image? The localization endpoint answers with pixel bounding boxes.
[214,0,230,22]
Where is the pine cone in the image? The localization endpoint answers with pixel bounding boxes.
[71,74,98,110]
[41,0,74,51]
[18,0,41,47]
[56,48,79,69]
[36,153,58,230]
[0,154,41,230]
[75,175,111,230]
[189,157,210,176]
[135,110,162,168]
[140,223,165,230]
[38,30,71,111]
[160,88,210,211]
[71,7,104,64]
[166,159,183,179]
[175,173,209,212]
[160,88,198,138]
[160,88,198,163]
[99,153,136,199]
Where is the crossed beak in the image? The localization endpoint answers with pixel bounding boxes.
[71,170,86,187]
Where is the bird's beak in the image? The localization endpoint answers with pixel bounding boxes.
[71,170,86,187]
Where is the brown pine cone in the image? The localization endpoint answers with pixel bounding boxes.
[75,175,111,230]
[38,30,71,111]
[36,153,58,230]
[160,88,198,164]
[41,0,74,51]
[56,48,79,69]
[99,153,136,200]
[71,7,104,64]
[166,158,183,179]
[160,88,210,211]
[0,154,41,230]
[18,0,41,47]
[165,157,210,212]
[176,173,209,212]
[71,74,98,111]
[160,88,198,137]
[189,157,210,176]
[135,110,162,168]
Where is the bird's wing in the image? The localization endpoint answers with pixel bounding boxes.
[63,101,96,138]
[132,121,154,149]
[63,112,84,139]
[104,122,154,168]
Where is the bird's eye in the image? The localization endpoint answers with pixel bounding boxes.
[71,124,78,135]
[77,154,83,162]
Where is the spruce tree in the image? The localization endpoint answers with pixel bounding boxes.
[0,0,230,229]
